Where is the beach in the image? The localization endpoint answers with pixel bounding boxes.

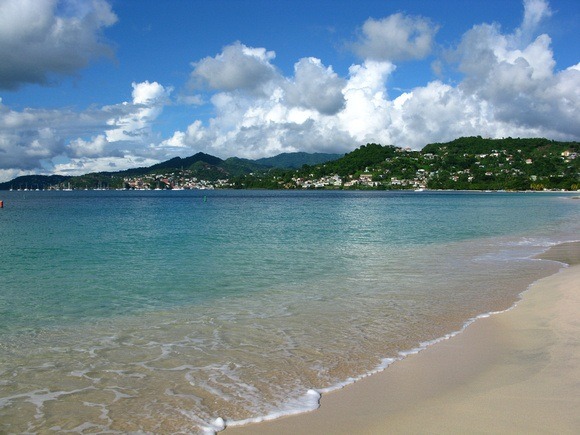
[227,242,580,434]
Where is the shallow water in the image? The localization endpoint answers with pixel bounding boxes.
[0,190,578,433]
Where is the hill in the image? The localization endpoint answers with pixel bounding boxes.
[111,152,224,176]
[1,138,578,191]
[422,136,574,157]
[0,151,333,190]
[0,174,71,191]
[231,137,579,191]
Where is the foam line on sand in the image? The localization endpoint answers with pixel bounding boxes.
[226,242,580,434]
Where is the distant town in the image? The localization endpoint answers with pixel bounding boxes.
[2,137,579,192]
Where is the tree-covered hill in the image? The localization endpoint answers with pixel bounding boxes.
[422,136,577,157]
[316,143,399,176]
[113,152,224,177]
[421,137,579,190]
[0,151,332,189]
[0,174,71,190]
[1,137,578,191]
[232,137,579,191]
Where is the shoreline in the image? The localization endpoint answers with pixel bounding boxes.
[225,241,580,434]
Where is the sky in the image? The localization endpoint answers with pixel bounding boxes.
[0,0,579,182]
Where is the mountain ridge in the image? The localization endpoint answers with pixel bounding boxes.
[0,151,342,189]
[1,137,577,190]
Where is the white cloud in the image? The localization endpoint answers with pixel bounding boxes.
[284,57,346,115]
[0,123,64,170]
[1,1,579,183]
[512,0,552,46]
[190,3,564,153]
[0,0,117,89]
[105,81,172,143]
[68,134,109,158]
[189,42,277,95]
[0,168,31,184]
[158,59,394,159]
[158,0,579,160]
[337,60,395,143]
[351,13,439,61]
[0,80,172,179]
[388,82,491,146]
[158,44,354,158]
[453,6,580,139]
[0,100,68,170]
[53,155,160,177]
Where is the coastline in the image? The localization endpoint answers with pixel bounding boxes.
[225,241,580,434]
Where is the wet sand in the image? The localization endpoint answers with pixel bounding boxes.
[226,242,580,434]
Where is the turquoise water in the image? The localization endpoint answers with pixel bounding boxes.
[0,190,578,433]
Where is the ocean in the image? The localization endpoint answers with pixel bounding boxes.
[0,190,578,433]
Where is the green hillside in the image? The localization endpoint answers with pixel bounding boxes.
[0,174,72,190]
[231,137,579,191]
[1,137,578,191]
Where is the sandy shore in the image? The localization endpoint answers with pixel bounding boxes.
[226,242,580,434]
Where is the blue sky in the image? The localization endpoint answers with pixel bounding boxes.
[0,0,578,181]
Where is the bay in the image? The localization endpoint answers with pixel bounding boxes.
[0,190,578,433]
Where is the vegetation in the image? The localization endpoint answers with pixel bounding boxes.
[1,137,578,191]
[422,137,579,191]
[0,174,72,191]
[231,137,579,191]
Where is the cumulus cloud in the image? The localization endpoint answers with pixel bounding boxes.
[0,125,64,170]
[0,101,70,170]
[0,0,117,90]
[69,135,110,158]
[189,44,345,115]
[159,58,394,158]
[0,102,88,171]
[1,1,579,182]
[167,2,578,159]
[284,58,346,115]
[337,60,395,143]
[0,80,172,178]
[350,13,439,61]
[105,81,173,143]
[512,0,552,46]
[53,155,160,176]
[453,2,579,139]
[190,42,277,95]
[160,43,353,158]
